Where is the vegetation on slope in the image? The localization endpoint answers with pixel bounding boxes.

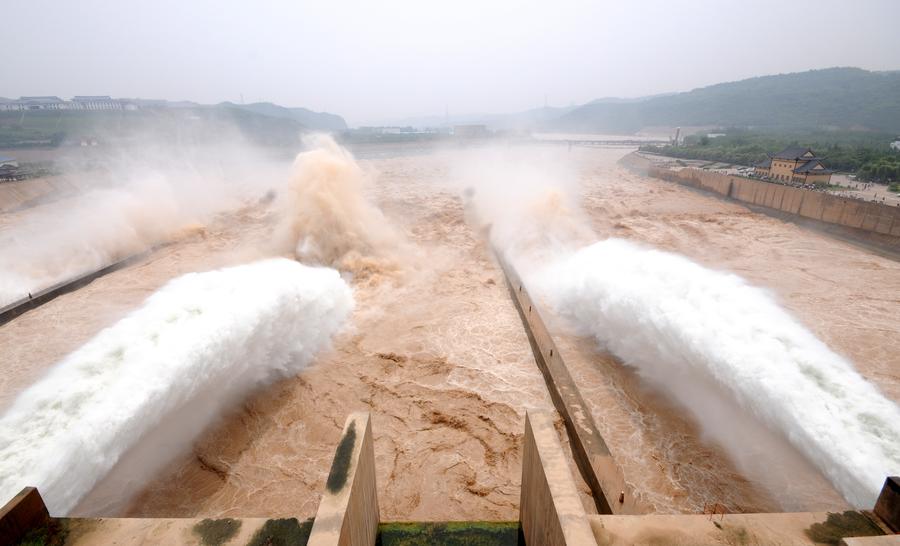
[553,68,900,134]
[641,129,900,182]
[220,101,348,131]
[0,101,347,149]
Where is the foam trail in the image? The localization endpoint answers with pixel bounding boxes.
[0,258,353,514]
[535,238,900,508]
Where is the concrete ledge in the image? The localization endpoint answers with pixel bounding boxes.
[0,487,49,546]
[591,512,888,546]
[842,537,900,546]
[875,476,900,532]
[520,411,597,546]
[0,251,146,327]
[308,412,379,546]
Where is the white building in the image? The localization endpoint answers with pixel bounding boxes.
[0,96,133,111]
[0,96,66,111]
[70,96,124,111]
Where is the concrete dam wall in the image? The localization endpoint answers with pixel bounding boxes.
[623,154,900,246]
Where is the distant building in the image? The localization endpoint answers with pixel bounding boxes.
[0,96,66,111]
[754,146,833,185]
[0,96,133,111]
[453,124,489,138]
[70,96,123,111]
[753,157,772,177]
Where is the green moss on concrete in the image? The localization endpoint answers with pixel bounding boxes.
[326,421,356,493]
[804,511,883,545]
[193,518,241,545]
[13,518,69,546]
[376,521,523,545]
[718,524,757,546]
[246,518,312,546]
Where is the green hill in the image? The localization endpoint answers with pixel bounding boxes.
[0,100,354,149]
[219,102,347,131]
[0,106,309,148]
[551,67,900,134]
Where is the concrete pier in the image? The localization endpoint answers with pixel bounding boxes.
[520,410,597,546]
[0,487,49,546]
[876,477,900,532]
[307,412,379,546]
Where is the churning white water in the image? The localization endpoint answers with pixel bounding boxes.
[0,258,353,514]
[535,238,900,507]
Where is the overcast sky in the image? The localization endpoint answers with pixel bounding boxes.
[3,0,900,126]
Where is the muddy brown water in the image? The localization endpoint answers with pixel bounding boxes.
[0,144,896,520]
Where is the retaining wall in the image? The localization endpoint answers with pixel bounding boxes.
[638,162,900,245]
[0,176,87,214]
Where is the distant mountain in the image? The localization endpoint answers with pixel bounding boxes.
[485,105,578,131]
[0,98,348,148]
[379,105,578,131]
[550,68,900,134]
[220,102,347,131]
[586,93,676,105]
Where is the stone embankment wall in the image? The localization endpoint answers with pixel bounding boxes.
[622,154,900,243]
[0,176,87,214]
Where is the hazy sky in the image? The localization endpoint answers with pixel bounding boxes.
[3,0,900,125]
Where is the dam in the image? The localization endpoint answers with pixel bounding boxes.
[1,141,898,545]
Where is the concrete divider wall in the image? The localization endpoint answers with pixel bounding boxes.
[0,487,49,546]
[520,411,597,546]
[633,159,900,242]
[308,412,379,546]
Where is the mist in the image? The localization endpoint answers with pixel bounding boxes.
[0,126,285,307]
[276,134,404,277]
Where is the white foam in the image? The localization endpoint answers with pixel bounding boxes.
[0,258,353,514]
[535,238,900,507]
